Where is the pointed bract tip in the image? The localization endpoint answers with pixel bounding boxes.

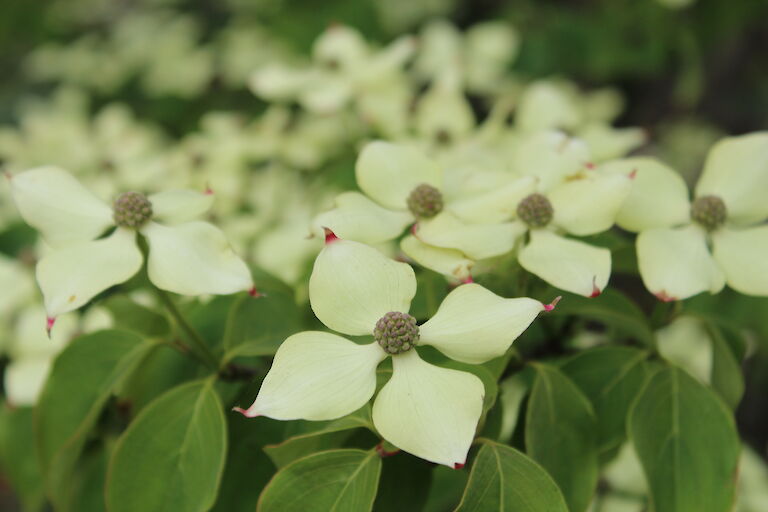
[232,406,258,418]
[589,277,601,298]
[454,463,465,470]
[655,290,676,302]
[248,286,265,298]
[462,275,474,284]
[585,162,596,170]
[543,296,562,312]
[629,168,638,180]
[204,183,214,195]
[322,227,339,244]
[410,222,419,235]
[46,316,56,338]
[375,442,400,458]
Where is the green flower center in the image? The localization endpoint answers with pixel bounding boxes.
[374,312,419,355]
[517,193,553,228]
[113,191,153,229]
[691,195,727,231]
[407,184,443,219]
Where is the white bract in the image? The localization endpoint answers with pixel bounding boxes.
[8,166,254,325]
[602,132,768,300]
[235,235,554,467]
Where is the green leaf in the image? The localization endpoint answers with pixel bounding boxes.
[455,441,569,512]
[550,289,655,346]
[211,413,286,512]
[409,270,449,321]
[374,452,433,511]
[0,405,45,512]
[525,364,598,512]
[103,295,170,337]
[628,366,740,512]
[257,449,382,512]
[222,283,302,359]
[264,404,374,468]
[35,329,153,509]
[106,379,227,512]
[703,321,745,409]
[561,346,650,453]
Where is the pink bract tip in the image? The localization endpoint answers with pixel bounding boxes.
[323,227,339,244]
[462,275,474,284]
[375,443,400,458]
[585,162,596,170]
[629,169,638,180]
[589,277,601,298]
[204,185,214,195]
[454,463,465,470]
[248,286,263,298]
[410,223,419,235]
[232,406,257,418]
[544,296,562,312]
[655,290,676,302]
[46,316,56,337]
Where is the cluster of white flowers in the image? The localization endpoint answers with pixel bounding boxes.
[2,17,766,469]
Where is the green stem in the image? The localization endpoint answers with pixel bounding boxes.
[154,286,220,371]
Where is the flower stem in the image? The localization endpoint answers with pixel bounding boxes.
[154,286,220,371]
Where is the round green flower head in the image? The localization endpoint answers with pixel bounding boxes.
[407,184,443,218]
[113,191,153,229]
[517,193,554,228]
[374,311,419,355]
[691,195,727,231]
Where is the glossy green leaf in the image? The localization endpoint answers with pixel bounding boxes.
[455,441,569,512]
[258,449,382,512]
[222,282,302,359]
[35,330,153,508]
[103,295,170,337]
[264,404,374,468]
[211,413,286,512]
[628,366,740,512]
[374,452,434,511]
[561,346,650,452]
[106,379,227,512]
[550,289,655,346]
[0,405,45,512]
[704,321,745,409]
[525,364,598,512]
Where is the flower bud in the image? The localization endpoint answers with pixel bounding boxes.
[690,195,726,231]
[407,184,443,218]
[113,191,153,229]
[517,193,553,228]
[374,311,419,355]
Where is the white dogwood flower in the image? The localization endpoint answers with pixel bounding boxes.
[601,132,768,300]
[8,166,254,326]
[235,234,556,467]
[416,133,634,297]
[313,141,535,280]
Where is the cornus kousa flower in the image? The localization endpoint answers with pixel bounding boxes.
[8,166,254,329]
[416,136,635,297]
[234,233,558,467]
[601,132,768,300]
[313,141,536,281]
